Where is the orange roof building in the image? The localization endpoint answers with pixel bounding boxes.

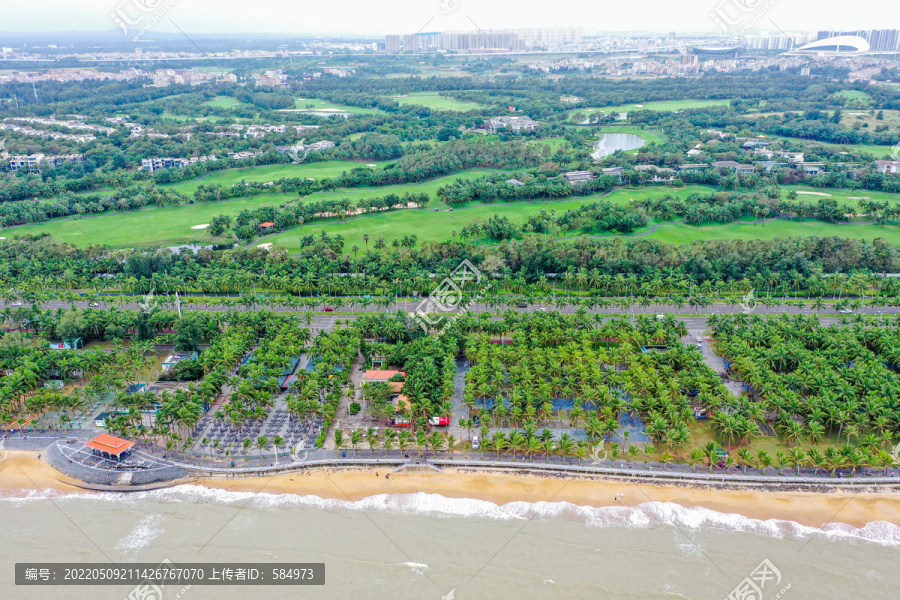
[365,369,405,382]
[260,222,275,228]
[394,394,411,412]
[85,433,135,461]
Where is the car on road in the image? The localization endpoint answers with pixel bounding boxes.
[697,343,703,349]
[517,303,528,308]
[536,307,546,312]
[88,302,101,308]
[695,335,703,343]
[323,307,334,312]
[9,301,22,307]
[472,436,479,450]
[838,309,853,314]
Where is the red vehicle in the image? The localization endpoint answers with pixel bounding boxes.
[323,306,334,312]
[429,416,450,426]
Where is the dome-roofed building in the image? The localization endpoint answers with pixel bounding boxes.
[790,35,870,55]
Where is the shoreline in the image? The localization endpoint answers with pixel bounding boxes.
[3,451,900,530]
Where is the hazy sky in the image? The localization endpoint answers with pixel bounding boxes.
[0,0,896,36]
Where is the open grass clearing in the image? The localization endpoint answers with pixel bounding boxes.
[6,193,296,248]
[258,185,714,252]
[391,92,488,111]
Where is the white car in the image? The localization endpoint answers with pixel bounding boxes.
[9,301,22,307]
[472,436,479,450]
[838,309,853,314]
[696,336,703,343]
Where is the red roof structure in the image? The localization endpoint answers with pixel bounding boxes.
[85,433,135,457]
[260,222,275,228]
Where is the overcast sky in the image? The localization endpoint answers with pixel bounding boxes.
[0,0,896,36]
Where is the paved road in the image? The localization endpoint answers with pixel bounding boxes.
[9,297,892,328]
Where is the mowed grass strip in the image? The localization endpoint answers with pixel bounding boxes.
[647,218,900,245]
[163,161,392,194]
[7,193,296,248]
[391,92,489,111]
[259,185,714,251]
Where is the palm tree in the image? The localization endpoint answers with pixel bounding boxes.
[788,447,806,475]
[256,436,268,459]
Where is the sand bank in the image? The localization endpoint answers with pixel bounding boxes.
[4,453,899,529]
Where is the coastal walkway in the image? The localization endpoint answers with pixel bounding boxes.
[146,451,900,491]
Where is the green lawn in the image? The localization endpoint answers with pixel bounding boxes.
[781,185,900,205]
[259,185,713,251]
[391,92,488,111]
[569,99,731,121]
[162,161,391,195]
[12,170,504,247]
[529,137,568,153]
[6,194,297,248]
[294,169,504,209]
[646,218,900,245]
[762,134,896,159]
[203,96,242,108]
[291,98,377,114]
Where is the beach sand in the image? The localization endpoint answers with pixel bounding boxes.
[4,451,900,529]
[0,451,83,495]
[200,468,900,529]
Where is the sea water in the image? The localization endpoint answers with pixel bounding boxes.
[1,486,898,600]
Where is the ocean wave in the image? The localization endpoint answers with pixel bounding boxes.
[115,514,163,554]
[4,485,900,547]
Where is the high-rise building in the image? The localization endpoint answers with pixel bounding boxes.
[383,28,580,53]
[816,29,899,51]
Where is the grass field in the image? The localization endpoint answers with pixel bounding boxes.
[529,137,569,153]
[13,170,504,247]
[6,193,297,248]
[568,99,731,122]
[292,98,377,114]
[391,92,488,111]
[646,218,900,245]
[203,96,242,108]
[763,134,896,159]
[258,185,714,251]
[161,161,392,194]
[295,169,504,209]
[840,108,899,134]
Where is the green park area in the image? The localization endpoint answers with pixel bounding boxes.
[569,99,731,121]
[6,193,296,248]
[203,96,243,108]
[391,92,489,111]
[257,185,711,251]
[161,160,391,194]
[290,98,378,114]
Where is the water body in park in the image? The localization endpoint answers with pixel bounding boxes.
[591,133,645,160]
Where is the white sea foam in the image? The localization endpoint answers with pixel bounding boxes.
[399,562,429,575]
[5,485,900,547]
[115,514,162,554]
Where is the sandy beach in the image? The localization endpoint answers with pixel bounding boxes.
[3,451,900,529]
